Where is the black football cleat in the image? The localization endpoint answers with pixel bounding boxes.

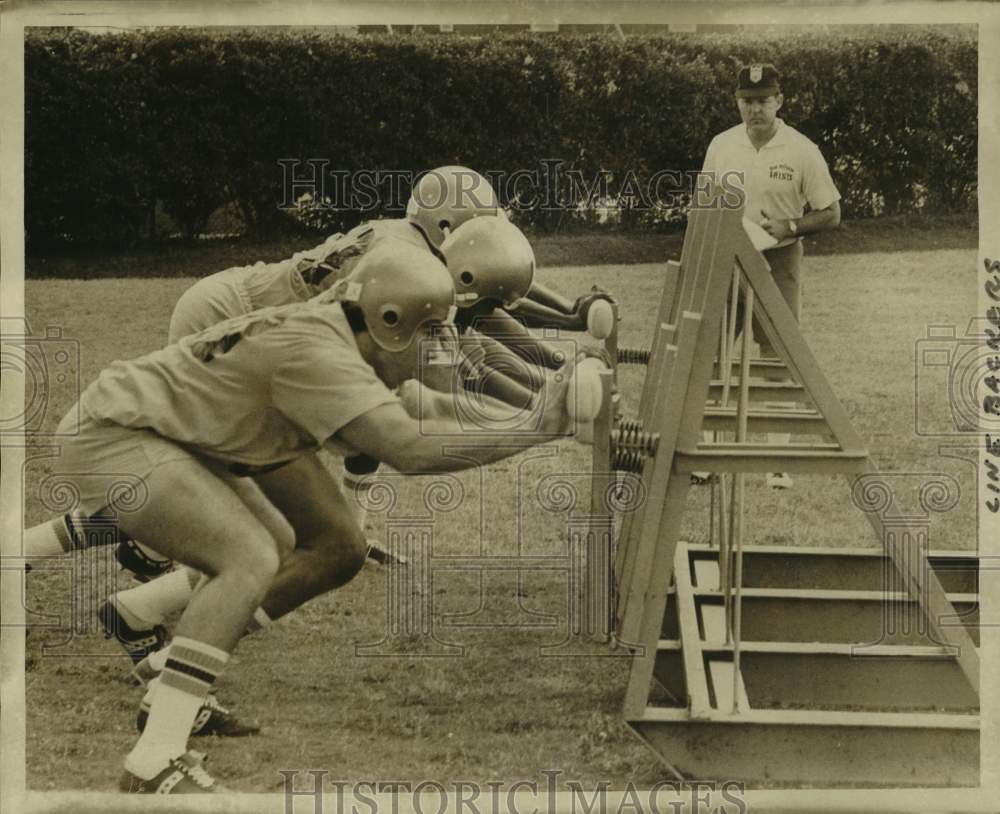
[119,750,227,794]
[137,692,261,738]
[97,598,167,664]
[115,539,174,583]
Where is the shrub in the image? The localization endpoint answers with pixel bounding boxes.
[25,27,977,249]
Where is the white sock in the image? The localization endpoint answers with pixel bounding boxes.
[114,568,197,626]
[124,636,229,779]
[140,604,269,682]
[23,517,72,557]
[146,646,170,675]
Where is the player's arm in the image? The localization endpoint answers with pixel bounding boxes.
[523,280,576,314]
[458,331,547,393]
[418,333,609,417]
[335,387,571,475]
[464,308,568,370]
[397,378,529,424]
[414,329,546,403]
[521,290,618,332]
[510,298,585,331]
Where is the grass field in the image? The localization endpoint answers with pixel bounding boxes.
[19,241,979,792]
[26,213,976,279]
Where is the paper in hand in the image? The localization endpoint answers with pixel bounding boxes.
[742,217,779,251]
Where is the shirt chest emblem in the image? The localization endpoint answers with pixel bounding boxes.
[769,162,795,182]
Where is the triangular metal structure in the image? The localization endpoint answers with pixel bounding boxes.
[597,193,979,786]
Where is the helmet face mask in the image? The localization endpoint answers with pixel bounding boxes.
[441,216,536,309]
[406,166,500,248]
[417,320,462,368]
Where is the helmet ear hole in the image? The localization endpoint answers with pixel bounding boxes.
[380,305,401,327]
[460,270,475,286]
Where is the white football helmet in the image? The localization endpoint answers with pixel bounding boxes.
[324,237,457,351]
[406,166,501,248]
[441,216,535,309]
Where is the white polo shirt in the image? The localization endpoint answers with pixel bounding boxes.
[703,119,840,248]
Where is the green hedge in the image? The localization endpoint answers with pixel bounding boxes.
[25,27,977,248]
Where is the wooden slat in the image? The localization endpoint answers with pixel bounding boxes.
[847,464,981,694]
[689,545,979,595]
[604,299,620,383]
[684,541,979,560]
[622,206,739,714]
[614,328,678,602]
[622,472,696,719]
[675,542,713,716]
[675,447,870,475]
[706,380,807,401]
[670,194,711,323]
[629,708,979,786]
[638,705,978,729]
[697,641,957,658]
[708,659,750,712]
[713,358,789,378]
[692,587,978,604]
[644,261,680,384]
[587,369,616,640]
[734,230,866,454]
[618,317,700,645]
[692,592,980,648]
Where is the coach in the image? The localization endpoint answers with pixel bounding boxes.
[702,63,841,490]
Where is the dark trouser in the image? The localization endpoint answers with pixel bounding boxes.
[732,240,803,380]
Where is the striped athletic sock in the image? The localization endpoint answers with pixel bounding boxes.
[63,510,124,550]
[56,512,84,551]
[23,517,74,557]
[124,636,229,779]
[22,510,122,557]
[137,606,270,683]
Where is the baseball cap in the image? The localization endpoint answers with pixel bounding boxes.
[735,63,781,98]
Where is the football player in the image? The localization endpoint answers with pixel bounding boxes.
[49,241,577,793]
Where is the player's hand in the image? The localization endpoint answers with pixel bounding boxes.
[576,344,614,369]
[539,364,574,435]
[572,287,617,319]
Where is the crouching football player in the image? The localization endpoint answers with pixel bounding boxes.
[25,166,611,577]
[46,241,576,793]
